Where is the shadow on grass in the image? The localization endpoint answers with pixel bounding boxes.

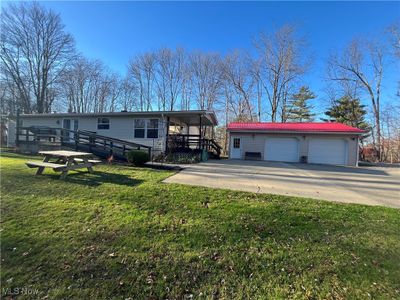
[2,198,398,299]
[60,170,143,187]
[0,150,40,160]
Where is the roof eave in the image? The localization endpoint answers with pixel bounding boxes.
[227,129,365,135]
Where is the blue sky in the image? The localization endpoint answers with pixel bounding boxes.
[39,1,399,110]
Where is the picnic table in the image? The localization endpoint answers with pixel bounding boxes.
[26,150,101,179]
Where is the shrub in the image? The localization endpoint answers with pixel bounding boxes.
[165,151,201,164]
[126,150,150,166]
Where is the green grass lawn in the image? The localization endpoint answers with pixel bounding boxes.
[1,151,399,299]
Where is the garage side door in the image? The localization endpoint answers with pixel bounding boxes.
[264,138,299,162]
[308,138,347,165]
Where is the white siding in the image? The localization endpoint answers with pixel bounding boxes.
[22,118,59,128]
[21,115,167,154]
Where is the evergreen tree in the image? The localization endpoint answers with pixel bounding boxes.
[286,86,316,122]
[323,96,369,131]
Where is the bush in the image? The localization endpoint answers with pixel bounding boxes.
[164,151,201,164]
[126,150,150,166]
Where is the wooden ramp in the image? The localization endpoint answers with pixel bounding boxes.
[16,127,152,161]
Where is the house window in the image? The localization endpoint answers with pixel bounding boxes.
[147,119,158,138]
[134,119,145,138]
[233,138,240,149]
[97,118,110,130]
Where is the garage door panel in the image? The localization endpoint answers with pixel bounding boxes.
[308,139,347,165]
[265,138,299,162]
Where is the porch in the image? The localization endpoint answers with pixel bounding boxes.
[165,111,221,158]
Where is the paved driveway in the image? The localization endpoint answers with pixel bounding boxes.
[163,159,400,208]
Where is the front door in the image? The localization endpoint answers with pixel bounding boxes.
[62,119,71,142]
[231,137,242,159]
[62,119,78,142]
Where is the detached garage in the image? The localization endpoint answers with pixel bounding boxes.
[227,122,365,166]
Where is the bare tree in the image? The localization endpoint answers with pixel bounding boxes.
[103,73,121,112]
[141,53,156,111]
[60,57,121,113]
[221,51,255,121]
[128,56,145,111]
[254,25,308,122]
[120,77,137,111]
[1,2,75,113]
[127,52,156,111]
[387,22,400,97]
[188,51,222,110]
[180,67,193,110]
[0,76,19,114]
[387,22,400,58]
[61,57,101,113]
[327,39,386,160]
[381,103,400,163]
[251,58,263,121]
[155,48,185,111]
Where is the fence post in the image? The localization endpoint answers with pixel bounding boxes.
[75,131,79,150]
[110,141,113,154]
[60,129,64,145]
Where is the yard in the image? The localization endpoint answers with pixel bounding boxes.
[1,151,399,299]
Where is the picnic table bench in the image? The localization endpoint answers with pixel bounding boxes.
[26,161,68,172]
[73,158,102,164]
[26,150,101,179]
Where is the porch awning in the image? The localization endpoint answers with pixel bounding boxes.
[167,111,217,126]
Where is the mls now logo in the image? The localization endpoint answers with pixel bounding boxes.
[2,287,39,296]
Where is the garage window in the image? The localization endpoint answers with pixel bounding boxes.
[233,138,240,148]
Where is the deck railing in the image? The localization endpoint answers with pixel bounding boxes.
[16,127,152,159]
[167,134,222,156]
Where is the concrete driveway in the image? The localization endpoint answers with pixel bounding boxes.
[163,159,400,208]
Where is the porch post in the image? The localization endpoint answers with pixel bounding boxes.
[165,116,170,153]
[198,114,202,149]
[187,125,190,148]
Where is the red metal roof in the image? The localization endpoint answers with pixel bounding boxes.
[227,122,365,133]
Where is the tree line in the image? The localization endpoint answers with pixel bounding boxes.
[1,2,399,160]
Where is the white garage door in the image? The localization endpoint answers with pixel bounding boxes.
[264,138,299,162]
[308,138,347,165]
